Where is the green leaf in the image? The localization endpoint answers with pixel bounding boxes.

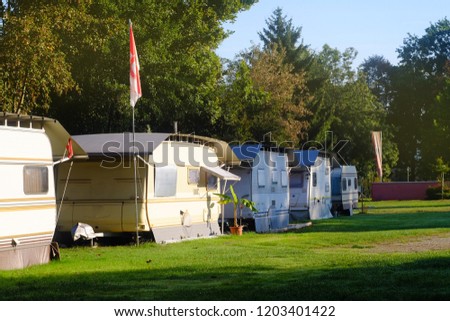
[230,185,238,204]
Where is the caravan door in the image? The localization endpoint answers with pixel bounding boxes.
[289,171,308,211]
[308,159,332,220]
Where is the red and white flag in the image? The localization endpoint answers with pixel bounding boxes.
[130,20,142,108]
[66,138,74,159]
[371,131,382,180]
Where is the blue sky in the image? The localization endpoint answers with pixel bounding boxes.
[216,0,449,66]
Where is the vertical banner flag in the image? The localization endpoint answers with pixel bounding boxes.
[130,20,142,108]
[371,131,382,180]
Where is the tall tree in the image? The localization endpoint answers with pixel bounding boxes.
[247,45,310,142]
[255,8,398,181]
[360,55,394,109]
[399,18,450,77]
[218,45,311,143]
[421,62,450,175]
[258,7,311,72]
[307,45,358,141]
[1,2,85,113]
[257,6,322,96]
[217,59,267,142]
[390,18,450,179]
[308,45,398,181]
[1,0,258,135]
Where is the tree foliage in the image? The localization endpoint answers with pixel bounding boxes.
[308,45,398,180]
[424,63,450,169]
[218,45,310,143]
[1,2,83,113]
[1,0,257,134]
[360,55,394,109]
[258,7,312,72]
[2,2,449,183]
[222,8,399,183]
[217,59,265,141]
[247,45,311,142]
[388,18,450,179]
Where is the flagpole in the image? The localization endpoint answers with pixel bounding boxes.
[133,105,139,246]
[130,19,140,246]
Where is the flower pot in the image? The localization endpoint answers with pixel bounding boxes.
[229,226,243,236]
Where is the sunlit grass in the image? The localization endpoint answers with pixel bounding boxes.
[361,199,450,213]
[1,200,449,300]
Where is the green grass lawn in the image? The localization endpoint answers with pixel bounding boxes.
[1,200,450,300]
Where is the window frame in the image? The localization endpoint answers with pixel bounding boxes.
[23,166,49,195]
[312,172,317,187]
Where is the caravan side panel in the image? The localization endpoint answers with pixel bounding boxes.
[0,127,56,270]
[341,166,358,212]
[56,139,228,243]
[148,142,222,242]
[331,166,358,214]
[251,151,290,232]
[56,160,148,233]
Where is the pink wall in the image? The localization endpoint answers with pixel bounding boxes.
[372,181,438,201]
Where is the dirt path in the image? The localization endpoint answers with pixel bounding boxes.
[368,232,450,253]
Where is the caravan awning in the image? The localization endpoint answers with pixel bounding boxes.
[290,149,320,168]
[42,120,87,160]
[170,133,241,166]
[73,133,171,158]
[201,166,240,181]
[231,144,261,161]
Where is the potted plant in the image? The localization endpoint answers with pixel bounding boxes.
[215,185,257,235]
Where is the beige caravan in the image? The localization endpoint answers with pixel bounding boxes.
[55,133,240,243]
[0,113,83,270]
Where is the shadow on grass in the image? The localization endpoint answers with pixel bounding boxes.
[1,256,450,301]
[302,212,450,233]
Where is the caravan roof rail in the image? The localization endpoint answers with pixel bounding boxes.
[169,133,208,146]
[0,112,47,130]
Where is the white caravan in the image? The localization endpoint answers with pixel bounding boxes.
[225,145,290,232]
[331,165,358,215]
[0,113,83,270]
[55,133,240,243]
[289,150,333,220]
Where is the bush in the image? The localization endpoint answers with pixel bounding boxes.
[426,185,450,200]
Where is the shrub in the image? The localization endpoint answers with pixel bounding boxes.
[426,184,450,200]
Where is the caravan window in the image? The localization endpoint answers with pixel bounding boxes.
[312,173,317,187]
[342,178,347,191]
[354,178,358,190]
[23,166,49,194]
[257,169,265,187]
[187,168,200,185]
[271,170,278,184]
[289,173,303,189]
[155,166,177,197]
[207,174,218,190]
[348,179,352,187]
